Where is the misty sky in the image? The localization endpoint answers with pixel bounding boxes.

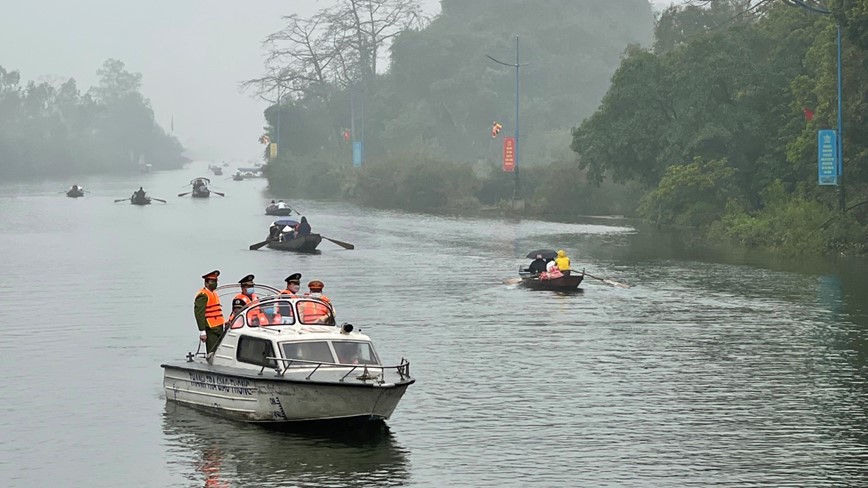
[0,0,677,161]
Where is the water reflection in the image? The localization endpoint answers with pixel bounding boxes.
[162,403,409,488]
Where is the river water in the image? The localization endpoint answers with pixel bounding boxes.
[2,162,868,487]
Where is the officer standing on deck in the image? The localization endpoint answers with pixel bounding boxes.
[194,270,225,355]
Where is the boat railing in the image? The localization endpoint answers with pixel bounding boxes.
[260,357,411,384]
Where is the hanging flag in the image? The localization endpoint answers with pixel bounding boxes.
[491,121,503,138]
[803,107,815,122]
[343,129,351,142]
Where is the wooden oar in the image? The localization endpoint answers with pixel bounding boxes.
[178,191,191,197]
[322,236,354,250]
[212,191,226,197]
[574,270,630,288]
[114,198,129,203]
[151,197,168,203]
[502,278,523,285]
[249,238,273,251]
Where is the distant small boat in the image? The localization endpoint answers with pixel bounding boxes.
[131,197,152,206]
[183,177,213,198]
[264,220,322,253]
[517,270,584,291]
[268,234,322,253]
[265,203,293,216]
[66,188,84,198]
[232,173,244,181]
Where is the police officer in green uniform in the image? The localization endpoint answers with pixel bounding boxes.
[194,270,225,355]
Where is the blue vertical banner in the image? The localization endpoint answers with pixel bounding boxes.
[352,142,363,168]
[817,129,839,185]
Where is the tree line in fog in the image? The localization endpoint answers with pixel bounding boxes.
[0,59,185,179]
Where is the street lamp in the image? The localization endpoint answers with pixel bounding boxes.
[348,82,365,168]
[784,0,844,210]
[487,36,528,204]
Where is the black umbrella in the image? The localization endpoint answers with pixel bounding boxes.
[525,249,557,260]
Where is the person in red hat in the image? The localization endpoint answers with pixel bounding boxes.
[301,280,334,324]
[194,270,225,354]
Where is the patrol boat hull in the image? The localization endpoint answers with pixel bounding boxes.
[161,362,413,424]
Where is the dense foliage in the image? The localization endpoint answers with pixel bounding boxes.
[0,59,185,179]
[571,0,868,254]
[260,0,868,255]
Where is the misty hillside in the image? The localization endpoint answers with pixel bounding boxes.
[267,0,654,166]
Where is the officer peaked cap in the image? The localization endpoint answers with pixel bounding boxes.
[285,273,302,283]
[202,270,220,280]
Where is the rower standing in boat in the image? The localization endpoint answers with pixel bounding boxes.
[230,274,258,319]
[194,270,225,354]
[291,216,311,239]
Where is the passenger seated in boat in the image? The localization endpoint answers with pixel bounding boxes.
[555,249,571,276]
[276,200,287,209]
[527,255,547,275]
[540,260,563,281]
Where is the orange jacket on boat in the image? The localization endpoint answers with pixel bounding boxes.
[198,288,224,328]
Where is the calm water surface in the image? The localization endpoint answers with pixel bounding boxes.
[1,162,868,487]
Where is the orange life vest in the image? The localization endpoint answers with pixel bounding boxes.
[279,289,298,298]
[198,288,224,328]
[301,299,331,324]
[248,309,282,326]
[303,292,331,306]
[230,293,258,318]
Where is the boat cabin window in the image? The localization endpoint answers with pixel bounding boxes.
[237,337,277,368]
[281,341,335,367]
[332,341,380,366]
[245,302,294,327]
[298,300,335,325]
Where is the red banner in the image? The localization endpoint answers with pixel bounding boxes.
[502,137,515,172]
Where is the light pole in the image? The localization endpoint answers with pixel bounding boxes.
[785,0,844,210]
[348,82,365,167]
[276,83,281,161]
[487,36,527,203]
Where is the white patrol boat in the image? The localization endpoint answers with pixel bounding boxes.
[162,284,414,426]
